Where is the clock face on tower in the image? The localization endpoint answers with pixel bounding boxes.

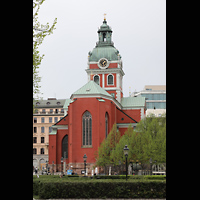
[98,58,109,69]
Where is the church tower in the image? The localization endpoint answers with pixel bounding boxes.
[86,17,125,103]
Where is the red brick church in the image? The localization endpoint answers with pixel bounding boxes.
[49,18,146,175]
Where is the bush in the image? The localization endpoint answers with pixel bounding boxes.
[93,175,130,179]
[35,181,166,199]
[129,175,166,180]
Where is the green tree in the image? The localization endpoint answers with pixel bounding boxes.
[33,0,57,98]
[135,114,166,164]
[96,123,121,168]
[95,115,166,171]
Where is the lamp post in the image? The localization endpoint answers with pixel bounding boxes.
[149,158,152,175]
[83,154,87,176]
[61,157,63,176]
[123,145,129,181]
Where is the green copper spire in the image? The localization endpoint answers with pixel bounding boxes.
[88,18,121,62]
[97,19,113,47]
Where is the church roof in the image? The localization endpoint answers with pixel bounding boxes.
[63,99,72,109]
[71,80,112,98]
[121,96,146,108]
[89,46,119,62]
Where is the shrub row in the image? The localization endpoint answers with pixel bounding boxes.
[34,181,166,199]
[93,175,129,179]
[93,175,166,180]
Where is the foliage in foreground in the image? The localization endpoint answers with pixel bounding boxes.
[33,177,166,199]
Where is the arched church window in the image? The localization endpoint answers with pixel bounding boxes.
[108,74,114,85]
[82,111,92,146]
[105,112,108,138]
[94,75,99,85]
[62,135,68,159]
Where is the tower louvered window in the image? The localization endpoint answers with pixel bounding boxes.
[108,74,113,85]
[94,75,99,85]
[82,111,92,146]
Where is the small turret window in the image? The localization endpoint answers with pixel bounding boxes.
[103,33,106,41]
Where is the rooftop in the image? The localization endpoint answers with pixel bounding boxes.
[33,98,66,108]
[121,96,146,108]
[71,80,112,98]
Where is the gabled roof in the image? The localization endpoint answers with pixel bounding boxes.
[121,96,145,108]
[63,99,72,109]
[71,80,112,98]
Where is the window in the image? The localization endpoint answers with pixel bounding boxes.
[41,127,44,133]
[55,109,58,113]
[50,109,53,113]
[82,111,92,146]
[33,137,37,143]
[94,75,99,85]
[34,118,37,123]
[33,127,37,133]
[62,135,68,159]
[105,112,108,138]
[108,74,113,85]
[54,117,58,123]
[41,137,44,143]
[41,117,45,123]
[40,148,44,154]
[49,127,52,133]
[49,117,52,123]
[42,109,46,113]
[103,33,106,41]
[61,109,64,113]
[33,148,37,154]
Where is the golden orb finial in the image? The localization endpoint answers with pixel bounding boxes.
[104,13,106,20]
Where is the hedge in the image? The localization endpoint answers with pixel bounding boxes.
[93,175,130,179]
[93,175,166,180]
[34,181,166,199]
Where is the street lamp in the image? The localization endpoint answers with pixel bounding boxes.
[83,154,87,176]
[123,145,129,181]
[61,157,63,176]
[149,158,152,175]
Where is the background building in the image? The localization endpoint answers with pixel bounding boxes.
[132,85,166,117]
[33,98,65,170]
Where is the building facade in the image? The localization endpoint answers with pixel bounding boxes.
[48,18,146,175]
[132,85,166,117]
[33,98,65,170]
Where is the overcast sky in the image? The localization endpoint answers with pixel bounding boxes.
[37,0,166,100]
